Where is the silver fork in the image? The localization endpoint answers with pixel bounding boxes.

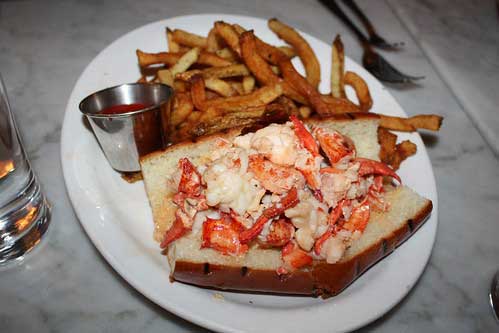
[320,0,424,84]
[341,0,404,50]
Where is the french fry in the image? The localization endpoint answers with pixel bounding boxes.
[278,46,296,59]
[166,28,180,52]
[228,81,245,95]
[199,51,233,67]
[206,27,223,52]
[232,23,246,35]
[137,49,229,68]
[279,59,329,115]
[190,74,206,110]
[240,31,281,86]
[171,29,207,48]
[274,96,298,116]
[176,64,251,81]
[214,21,241,56]
[268,18,321,88]
[215,48,238,61]
[136,50,181,67]
[242,75,255,94]
[378,127,397,166]
[173,80,189,92]
[344,71,372,112]
[406,115,443,131]
[205,78,237,97]
[255,38,288,65]
[331,35,345,98]
[299,106,312,119]
[321,95,361,113]
[240,31,306,104]
[379,114,443,132]
[200,84,283,112]
[198,107,224,123]
[171,92,194,127]
[158,47,201,86]
[137,75,147,83]
[191,105,268,137]
[392,140,417,170]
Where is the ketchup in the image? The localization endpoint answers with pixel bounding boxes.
[99,103,151,115]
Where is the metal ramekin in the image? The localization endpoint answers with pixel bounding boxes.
[79,83,173,172]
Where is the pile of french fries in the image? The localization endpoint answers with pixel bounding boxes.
[136,18,442,169]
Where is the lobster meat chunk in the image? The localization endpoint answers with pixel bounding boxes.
[239,187,299,243]
[202,214,249,256]
[277,240,313,275]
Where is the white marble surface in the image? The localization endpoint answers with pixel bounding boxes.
[388,0,499,156]
[0,0,498,332]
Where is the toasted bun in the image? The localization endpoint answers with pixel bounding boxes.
[140,114,432,297]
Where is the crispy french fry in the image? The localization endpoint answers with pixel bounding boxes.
[198,51,233,67]
[406,115,443,131]
[172,29,207,48]
[242,75,255,94]
[228,81,245,95]
[173,79,189,92]
[187,110,202,123]
[255,38,288,65]
[331,35,345,98]
[171,92,194,127]
[378,127,397,166]
[344,71,372,112]
[215,48,238,61]
[392,140,417,170]
[157,70,174,86]
[190,74,206,110]
[205,78,237,97]
[240,31,306,104]
[198,107,224,123]
[321,95,361,113]
[232,23,246,35]
[206,27,223,52]
[379,114,443,132]
[176,64,251,81]
[279,59,329,115]
[200,84,283,112]
[137,49,229,68]
[166,28,180,52]
[158,47,201,86]
[299,106,312,119]
[240,31,281,86]
[278,46,296,59]
[137,75,147,83]
[214,21,241,56]
[268,18,321,88]
[136,50,181,67]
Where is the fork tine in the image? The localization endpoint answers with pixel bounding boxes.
[363,52,424,83]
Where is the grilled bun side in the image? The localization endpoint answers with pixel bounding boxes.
[170,185,432,298]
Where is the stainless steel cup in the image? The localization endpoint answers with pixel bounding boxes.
[79,83,173,172]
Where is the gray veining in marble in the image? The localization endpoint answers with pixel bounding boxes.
[0,0,498,332]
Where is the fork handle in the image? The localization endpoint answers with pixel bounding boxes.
[340,0,378,39]
[319,0,371,49]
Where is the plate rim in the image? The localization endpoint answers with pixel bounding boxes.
[61,13,438,333]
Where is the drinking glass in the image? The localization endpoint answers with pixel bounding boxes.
[0,74,51,265]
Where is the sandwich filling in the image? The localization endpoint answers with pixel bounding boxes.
[162,116,400,274]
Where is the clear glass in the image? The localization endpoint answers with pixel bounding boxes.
[0,74,51,265]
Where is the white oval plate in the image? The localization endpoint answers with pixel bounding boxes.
[61,14,438,333]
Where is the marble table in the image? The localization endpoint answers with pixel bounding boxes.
[1,0,498,332]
